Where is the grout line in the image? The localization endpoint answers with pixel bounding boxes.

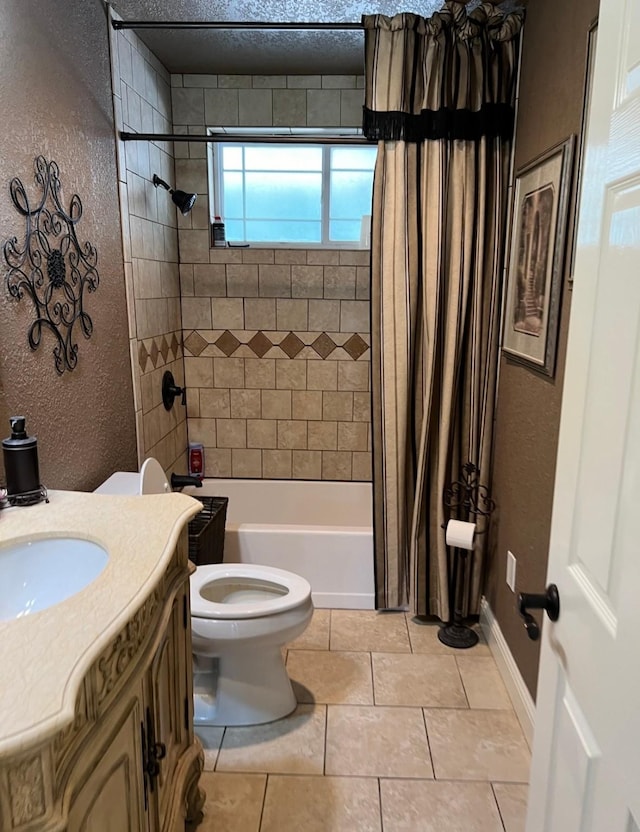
[455,656,471,709]
[257,773,269,832]
[490,782,508,832]
[377,777,384,831]
[322,703,328,776]
[368,650,376,705]
[421,707,436,780]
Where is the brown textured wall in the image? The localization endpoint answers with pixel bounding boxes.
[486,0,600,699]
[0,0,136,491]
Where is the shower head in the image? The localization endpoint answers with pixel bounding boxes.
[152,174,197,216]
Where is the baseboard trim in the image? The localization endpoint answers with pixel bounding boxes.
[480,597,535,748]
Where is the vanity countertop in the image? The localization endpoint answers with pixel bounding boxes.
[0,489,202,759]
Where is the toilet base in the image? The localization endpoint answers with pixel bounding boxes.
[193,644,297,726]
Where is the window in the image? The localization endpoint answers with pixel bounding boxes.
[209,133,376,247]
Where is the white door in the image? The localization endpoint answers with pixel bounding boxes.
[526,0,640,828]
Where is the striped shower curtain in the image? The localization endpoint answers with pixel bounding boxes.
[363,4,523,619]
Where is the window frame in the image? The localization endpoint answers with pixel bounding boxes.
[207,130,375,250]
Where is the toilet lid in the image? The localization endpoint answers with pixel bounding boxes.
[190,564,311,619]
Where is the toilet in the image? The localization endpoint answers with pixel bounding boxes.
[95,458,313,726]
[191,563,312,726]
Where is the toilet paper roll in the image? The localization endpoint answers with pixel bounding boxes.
[445,519,476,550]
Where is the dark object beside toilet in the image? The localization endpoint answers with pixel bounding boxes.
[188,496,228,566]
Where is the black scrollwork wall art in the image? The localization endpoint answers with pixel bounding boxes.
[2,156,99,374]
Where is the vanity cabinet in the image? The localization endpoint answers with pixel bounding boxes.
[0,531,204,832]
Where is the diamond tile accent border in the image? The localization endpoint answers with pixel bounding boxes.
[183,330,371,361]
[137,331,184,374]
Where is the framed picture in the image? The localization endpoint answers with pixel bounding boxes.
[569,17,598,282]
[502,136,575,376]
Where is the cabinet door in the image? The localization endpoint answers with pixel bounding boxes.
[147,586,190,827]
[67,690,147,832]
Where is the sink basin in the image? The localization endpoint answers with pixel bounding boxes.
[0,537,109,621]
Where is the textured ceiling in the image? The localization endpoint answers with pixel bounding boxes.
[109,0,445,74]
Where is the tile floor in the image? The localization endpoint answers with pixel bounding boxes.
[195,610,530,832]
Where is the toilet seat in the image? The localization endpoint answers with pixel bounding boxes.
[191,564,311,619]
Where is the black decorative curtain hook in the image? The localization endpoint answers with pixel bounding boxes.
[2,156,99,374]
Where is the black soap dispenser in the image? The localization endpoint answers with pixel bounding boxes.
[3,416,41,499]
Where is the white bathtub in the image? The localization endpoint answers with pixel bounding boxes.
[185,479,374,610]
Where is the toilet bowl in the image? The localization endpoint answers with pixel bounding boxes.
[95,458,313,727]
[191,563,313,726]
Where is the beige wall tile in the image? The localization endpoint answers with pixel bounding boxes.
[356,267,370,300]
[277,298,308,330]
[217,418,247,448]
[188,418,216,447]
[239,89,273,125]
[308,421,337,451]
[259,264,292,297]
[180,263,194,296]
[262,449,293,478]
[230,389,262,419]
[324,266,356,299]
[353,391,371,421]
[287,76,321,89]
[309,299,340,332]
[252,75,287,88]
[204,88,239,125]
[291,265,324,298]
[185,356,214,387]
[292,450,322,480]
[245,298,276,330]
[179,229,210,262]
[262,389,292,419]
[306,89,341,126]
[247,419,277,449]
[341,89,365,126]
[277,420,308,450]
[193,264,226,296]
[182,74,218,87]
[209,247,243,264]
[276,361,307,390]
[199,388,231,418]
[273,89,307,126]
[275,249,307,265]
[322,450,352,480]
[322,75,357,89]
[218,75,252,88]
[172,87,204,124]
[307,250,339,266]
[352,452,372,481]
[227,264,259,297]
[323,391,353,421]
[338,422,368,451]
[338,361,370,391]
[341,300,370,333]
[245,358,276,389]
[175,158,208,193]
[214,357,245,388]
[212,298,244,329]
[292,390,322,420]
[204,448,232,477]
[339,250,369,266]
[307,361,338,390]
[243,249,275,264]
[232,448,262,478]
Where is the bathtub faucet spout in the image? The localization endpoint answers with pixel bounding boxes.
[171,473,203,490]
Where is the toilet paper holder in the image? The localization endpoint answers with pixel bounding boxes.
[439,462,496,649]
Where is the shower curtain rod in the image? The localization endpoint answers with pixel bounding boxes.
[111,20,363,31]
[119,132,369,144]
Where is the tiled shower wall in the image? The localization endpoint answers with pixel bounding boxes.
[109,15,187,476]
[171,74,372,481]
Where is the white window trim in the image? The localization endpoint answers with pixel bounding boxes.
[207,128,374,250]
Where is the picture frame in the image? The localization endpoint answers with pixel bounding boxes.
[568,17,599,282]
[502,136,575,376]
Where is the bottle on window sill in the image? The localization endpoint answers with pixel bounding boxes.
[211,216,226,247]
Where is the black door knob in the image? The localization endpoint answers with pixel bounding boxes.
[517,584,560,641]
